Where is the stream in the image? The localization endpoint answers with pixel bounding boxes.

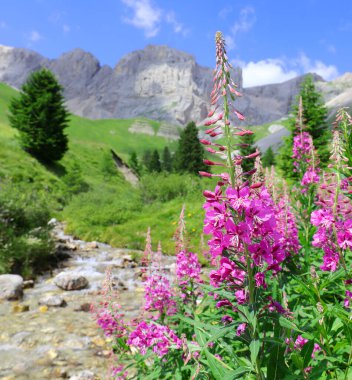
[0,222,176,380]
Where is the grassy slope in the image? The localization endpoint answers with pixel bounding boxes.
[0,82,206,255]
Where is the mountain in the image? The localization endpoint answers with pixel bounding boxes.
[0,44,351,126]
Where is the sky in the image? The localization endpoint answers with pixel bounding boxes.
[0,0,351,87]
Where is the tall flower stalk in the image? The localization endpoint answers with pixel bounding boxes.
[201,31,292,380]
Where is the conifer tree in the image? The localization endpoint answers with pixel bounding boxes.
[128,151,141,176]
[277,74,329,177]
[262,147,275,168]
[150,150,161,172]
[8,68,69,163]
[239,132,257,173]
[161,146,173,172]
[142,150,152,172]
[174,121,207,174]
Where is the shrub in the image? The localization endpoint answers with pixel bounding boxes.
[0,183,54,276]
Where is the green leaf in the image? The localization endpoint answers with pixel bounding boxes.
[249,340,260,366]
[279,316,302,332]
[204,349,238,380]
[267,344,288,380]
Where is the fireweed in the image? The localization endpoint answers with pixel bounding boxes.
[94,32,352,380]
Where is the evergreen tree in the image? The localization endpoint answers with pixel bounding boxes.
[161,146,173,172]
[262,147,275,168]
[128,151,141,176]
[174,121,207,174]
[142,150,152,172]
[149,150,161,172]
[277,74,329,177]
[239,132,257,173]
[8,68,69,163]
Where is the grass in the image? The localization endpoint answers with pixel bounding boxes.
[0,81,288,259]
[0,82,208,258]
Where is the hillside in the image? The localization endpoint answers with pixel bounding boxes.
[0,82,208,256]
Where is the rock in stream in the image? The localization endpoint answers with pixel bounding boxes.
[0,222,176,379]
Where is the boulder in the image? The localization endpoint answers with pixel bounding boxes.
[69,370,95,380]
[23,279,35,289]
[54,273,89,291]
[38,294,67,307]
[0,274,23,300]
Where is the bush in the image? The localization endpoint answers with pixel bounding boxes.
[139,173,204,203]
[0,183,54,276]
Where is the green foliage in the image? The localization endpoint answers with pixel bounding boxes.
[139,173,204,203]
[174,121,207,174]
[150,149,162,172]
[128,151,141,176]
[162,146,173,172]
[101,150,119,179]
[262,147,275,168]
[0,82,205,256]
[0,182,55,276]
[8,68,69,163]
[62,162,90,199]
[239,132,257,173]
[277,75,329,178]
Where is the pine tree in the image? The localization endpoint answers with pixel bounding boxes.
[277,74,329,177]
[149,150,161,172]
[8,68,69,163]
[142,150,152,172]
[239,132,257,173]
[161,146,173,172]
[174,121,207,174]
[262,147,275,168]
[128,151,141,176]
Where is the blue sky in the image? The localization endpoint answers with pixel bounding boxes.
[0,0,351,87]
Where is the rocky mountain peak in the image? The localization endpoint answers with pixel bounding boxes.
[0,44,350,127]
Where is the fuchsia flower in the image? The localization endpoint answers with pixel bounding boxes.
[144,274,177,317]
[127,321,182,357]
[294,335,308,350]
[344,290,352,308]
[236,323,247,336]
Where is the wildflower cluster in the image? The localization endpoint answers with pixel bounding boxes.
[292,97,320,190]
[127,321,182,357]
[94,32,352,380]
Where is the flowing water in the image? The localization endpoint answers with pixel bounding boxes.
[0,223,176,379]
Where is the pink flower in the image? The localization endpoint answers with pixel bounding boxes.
[294,335,308,350]
[127,321,181,357]
[236,323,247,336]
[144,274,177,317]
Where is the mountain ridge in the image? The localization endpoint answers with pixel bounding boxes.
[0,44,350,126]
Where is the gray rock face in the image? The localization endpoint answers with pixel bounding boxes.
[0,43,350,127]
[238,73,323,126]
[54,273,89,291]
[0,274,23,300]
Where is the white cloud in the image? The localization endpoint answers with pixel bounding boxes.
[232,6,256,35]
[28,30,43,42]
[165,11,188,36]
[121,0,161,37]
[225,6,256,50]
[242,59,298,87]
[296,53,339,80]
[239,54,339,87]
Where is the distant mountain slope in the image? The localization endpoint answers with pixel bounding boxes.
[0,44,351,127]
